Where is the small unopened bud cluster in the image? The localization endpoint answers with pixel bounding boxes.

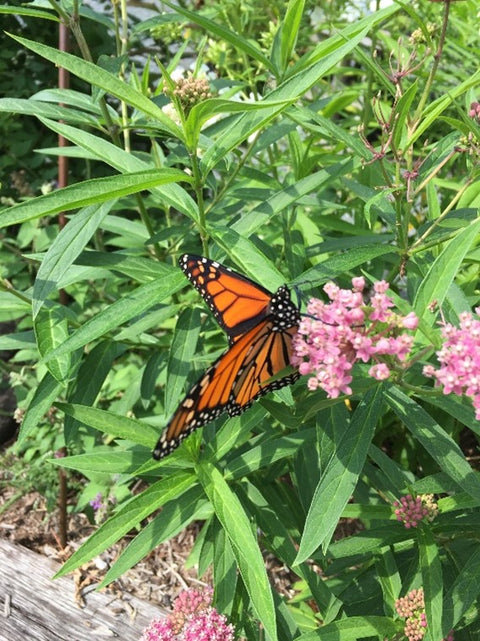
[393,494,439,529]
[166,76,212,114]
[409,23,436,44]
[395,588,453,641]
[141,586,234,641]
[469,101,480,122]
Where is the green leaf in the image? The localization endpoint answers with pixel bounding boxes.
[374,548,402,617]
[0,97,100,125]
[414,217,480,325]
[160,0,273,72]
[443,545,480,633]
[16,371,64,446]
[200,28,370,173]
[212,228,287,290]
[40,271,185,362]
[385,387,480,502]
[0,169,192,228]
[270,0,305,78]
[0,5,58,20]
[75,251,177,282]
[212,523,238,616]
[141,351,165,408]
[33,305,72,382]
[285,4,399,78]
[7,33,182,138]
[185,96,294,149]
[55,472,195,578]
[99,485,208,588]
[295,387,383,564]
[64,341,125,446]
[231,161,355,238]
[418,527,443,641]
[0,331,35,351]
[408,67,480,148]
[296,244,398,289]
[196,460,277,641]
[329,525,409,560]
[240,481,343,624]
[393,81,419,151]
[51,450,148,474]
[294,615,400,641]
[165,308,202,417]
[226,430,316,480]
[38,118,198,221]
[33,202,113,318]
[55,402,159,448]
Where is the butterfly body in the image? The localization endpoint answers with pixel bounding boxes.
[153,255,300,459]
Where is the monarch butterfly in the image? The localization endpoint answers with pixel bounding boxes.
[152,255,300,460]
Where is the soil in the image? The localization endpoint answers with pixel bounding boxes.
[0,481,210,610]
[0,458,307,611]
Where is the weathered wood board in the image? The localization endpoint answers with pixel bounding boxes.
[0,539,163,640]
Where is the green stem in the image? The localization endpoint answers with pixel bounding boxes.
[409,177,473,251]
[135,194,163,260]
[190,152,208,254]
[411,0,451,129]
[0,279,32,304]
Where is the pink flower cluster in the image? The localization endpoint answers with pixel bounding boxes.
[395,588,453,641]
[393,494,439,528]
[292,278,418,398]
[423,309,480,420]
[141,587,234,641]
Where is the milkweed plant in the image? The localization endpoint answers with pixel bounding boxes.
[0,0,479,640]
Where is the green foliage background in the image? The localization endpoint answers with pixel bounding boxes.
[0,0,480,639]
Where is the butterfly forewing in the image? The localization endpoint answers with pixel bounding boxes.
[179,255,274,339]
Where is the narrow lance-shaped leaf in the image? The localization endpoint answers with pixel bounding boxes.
[7,33,182,138]
[16,372,65,446]
[99,485,207,589]
[33,305,72,382]
[385,386,480,502]
[38,117,199,222]
[196,460,278,641]
[0,169,192,229]
[165,308,202,417]
[55,402,159,448]
[40,271,185,363]
[295,386,383,564]
[418,527,443,641]
[414,217,480,326]
[55,473,195,578]
[33,201,114,318]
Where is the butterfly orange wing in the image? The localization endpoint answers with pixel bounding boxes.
[179,255,274,340]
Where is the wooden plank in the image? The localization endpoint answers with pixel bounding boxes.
[0,539,164,640]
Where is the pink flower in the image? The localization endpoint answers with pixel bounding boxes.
[141,618,175,641]
[369,363,390,380]
[140,587,235,641]
[184,608,234,641]
[423,308,480,419]
[292,278,418,398]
